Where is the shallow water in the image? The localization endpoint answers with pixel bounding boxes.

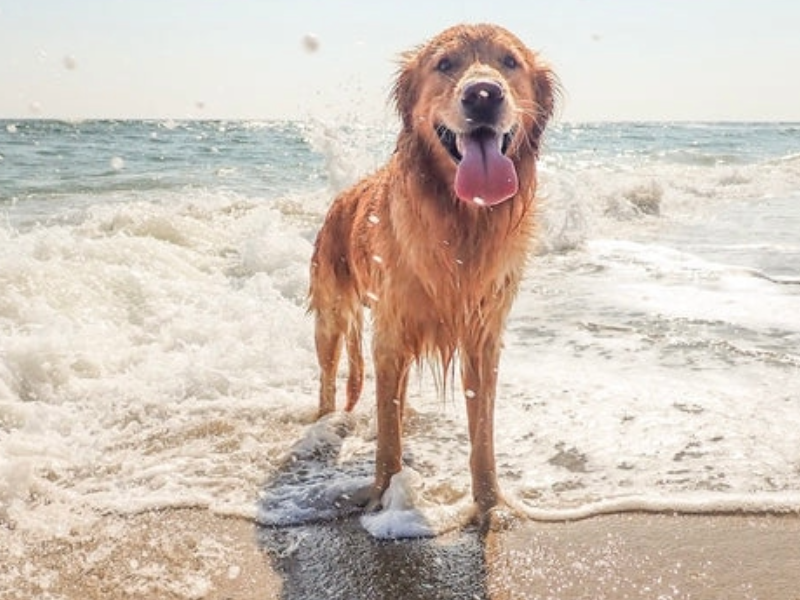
[1,120,799,542]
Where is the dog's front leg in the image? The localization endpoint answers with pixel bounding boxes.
[370,334,411,509]
[462,336,502,513]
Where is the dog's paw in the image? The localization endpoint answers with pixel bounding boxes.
[471,499,528,533]
[486,504,525,532]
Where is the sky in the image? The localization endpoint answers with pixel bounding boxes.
[1,0,799,122]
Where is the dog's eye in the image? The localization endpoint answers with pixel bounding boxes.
[436,57,453,73]
[502,54,518,69]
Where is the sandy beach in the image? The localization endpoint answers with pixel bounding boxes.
[3,509,799,599]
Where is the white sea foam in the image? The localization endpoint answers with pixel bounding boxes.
[359,469,469,539]
[0,190,319,533]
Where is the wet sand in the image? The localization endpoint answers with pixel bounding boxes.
[0,509,279,600]
[3,509,799,599]
[486,513,800,599]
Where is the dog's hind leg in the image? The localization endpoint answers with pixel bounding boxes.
[314,308,344,417]
[344,308,364,412]
[313,284,362,417]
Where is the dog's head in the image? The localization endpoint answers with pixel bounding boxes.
[393,24,558,207]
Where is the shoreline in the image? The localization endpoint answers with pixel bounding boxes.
[3,509,799,599]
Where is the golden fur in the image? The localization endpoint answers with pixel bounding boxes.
[309,24,557,513]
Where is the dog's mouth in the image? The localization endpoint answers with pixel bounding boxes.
[437,125,514,163]
[436,125,519,207]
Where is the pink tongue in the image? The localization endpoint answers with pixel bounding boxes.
[454,130,518,206]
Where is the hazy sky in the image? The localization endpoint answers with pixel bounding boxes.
[2,1,799,122]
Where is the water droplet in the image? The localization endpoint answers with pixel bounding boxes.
[302,33,320,53]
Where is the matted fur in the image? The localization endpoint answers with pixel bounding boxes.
[309,23,557,513]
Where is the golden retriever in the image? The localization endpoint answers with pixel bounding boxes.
[309,23,557,516]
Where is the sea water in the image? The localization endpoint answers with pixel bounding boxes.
[1,120,799,539]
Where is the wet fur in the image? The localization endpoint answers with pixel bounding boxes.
[309,24,557,513]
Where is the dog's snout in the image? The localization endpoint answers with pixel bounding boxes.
[461,80,505,123]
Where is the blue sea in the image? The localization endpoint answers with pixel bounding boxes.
[1,120,799,545]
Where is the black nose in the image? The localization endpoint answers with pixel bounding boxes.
[461,80,505,124]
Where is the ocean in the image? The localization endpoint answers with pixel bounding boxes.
[1,120,799,541]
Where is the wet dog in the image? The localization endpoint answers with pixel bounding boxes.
[309,23,557,515]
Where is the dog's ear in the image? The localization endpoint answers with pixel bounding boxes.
[530,61,559,152]
[392,49,419,131]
